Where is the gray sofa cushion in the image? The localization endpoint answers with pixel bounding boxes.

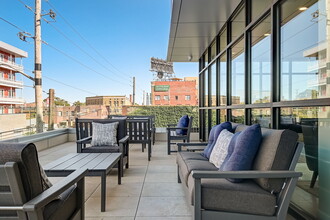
[187,174,276,216]
[253,128,298,193]
[177,152,208,162]
[0,143,43,201]
[179,159,218,185]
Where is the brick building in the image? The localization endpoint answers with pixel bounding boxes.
[151,77,198,106]
[86,95,132,115]
[0,41,27,114]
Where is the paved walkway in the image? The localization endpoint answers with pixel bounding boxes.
[38,141,192,220]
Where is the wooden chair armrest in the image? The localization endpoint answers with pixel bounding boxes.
[76,136,92,144]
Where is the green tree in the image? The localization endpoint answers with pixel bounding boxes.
[73,101,85,106]
[54,97,70,106]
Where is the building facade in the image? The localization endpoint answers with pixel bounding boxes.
[86,95,131,115]
[151,77,198,106]
[167,0,330,219]
[0,41,27,114]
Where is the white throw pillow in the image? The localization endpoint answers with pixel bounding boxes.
[209,129,234,168]
[91,122,119,146]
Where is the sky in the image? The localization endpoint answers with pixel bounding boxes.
[0,0,198,104]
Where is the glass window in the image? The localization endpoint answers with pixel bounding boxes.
[231,39,245,105]
[251,108,271,128]
[175,96,178,100]
[164,95,169,100]
[280,106,330,205]
[210,63,217,106]
[155,95,160,100]
[220,53,227,106]
[251,16,271,104]
[220,109,227,123]
[204,70,208,107]
[211,109,217,127]
[204,51,209,67]
[251,0,272,21]
[210,41,217,60]
[220,28,227,52]
[185,95,190,100]
[231,109,244,124]
[280,0,328,101]
[231,6,245,42]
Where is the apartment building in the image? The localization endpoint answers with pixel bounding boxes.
[0,41,27,114]
[86,95,132,115]
[151,77,198,106]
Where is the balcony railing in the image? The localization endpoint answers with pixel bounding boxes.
[0,77,23,88]
[0,96,25,104]
[0,58,24,72]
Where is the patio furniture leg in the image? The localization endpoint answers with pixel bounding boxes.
[101,172,106,212]
[118,158,122,185]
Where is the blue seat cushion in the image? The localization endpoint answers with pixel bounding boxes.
[221,124,262,183]
[202,122,232,159]
[176,115,190,135]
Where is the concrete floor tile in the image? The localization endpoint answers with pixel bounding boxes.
[142,182,185,197]
[85,196,139,217]
[147,165,177,173]
[136,197,191,217]
[145,172,177,183]
[92,182,143,197]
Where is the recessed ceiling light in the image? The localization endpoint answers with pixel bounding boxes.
[299,6,308,11]
[264,33,270,36]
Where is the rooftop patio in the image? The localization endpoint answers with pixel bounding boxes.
[25,129,300,220]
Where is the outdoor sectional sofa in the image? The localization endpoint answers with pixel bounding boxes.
[176,123,303,220]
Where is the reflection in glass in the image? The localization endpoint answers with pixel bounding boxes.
[211,109,217,127]
[280,106,330,199]
[204,51,209,67]
[231,39,245,104]
[210,41,217,61]
[251,108,271,128]
[251,16,271,103]
[281,0,328,101]
[204,70,208,107]
[231,109,244,124]
[251,0,271,21]
[211,63,217,106]
[220,109,227,123]
[220,54,227,105]
[205,110,209,139]
[220,28,227,52]
[231,6,245,42]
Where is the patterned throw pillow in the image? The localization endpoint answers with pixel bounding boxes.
[39,163,53,190]
[91,122,119,146]
[209,129,234,168]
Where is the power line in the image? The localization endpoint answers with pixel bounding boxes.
[44,42,128,86]
[42,18,130,82]
[0,16,28,32]
[16,0,34,13]
[44,0,133,79]
[23,68,99,96]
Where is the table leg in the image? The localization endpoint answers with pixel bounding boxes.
[118,158,122,185]
[101,172,106,212]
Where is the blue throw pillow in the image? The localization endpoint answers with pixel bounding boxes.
[176,115,189,135]
[221,124,262,183]
[201,121,232,159]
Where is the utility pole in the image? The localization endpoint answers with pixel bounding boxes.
[48,89,55,131]
[35,0,43,133]
[132,77,135,105]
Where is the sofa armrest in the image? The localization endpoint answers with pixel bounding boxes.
[191,170,302,179]
[177,142,208,152]
[23,168,88,211]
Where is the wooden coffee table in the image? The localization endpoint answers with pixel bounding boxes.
[44,153,122,212]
